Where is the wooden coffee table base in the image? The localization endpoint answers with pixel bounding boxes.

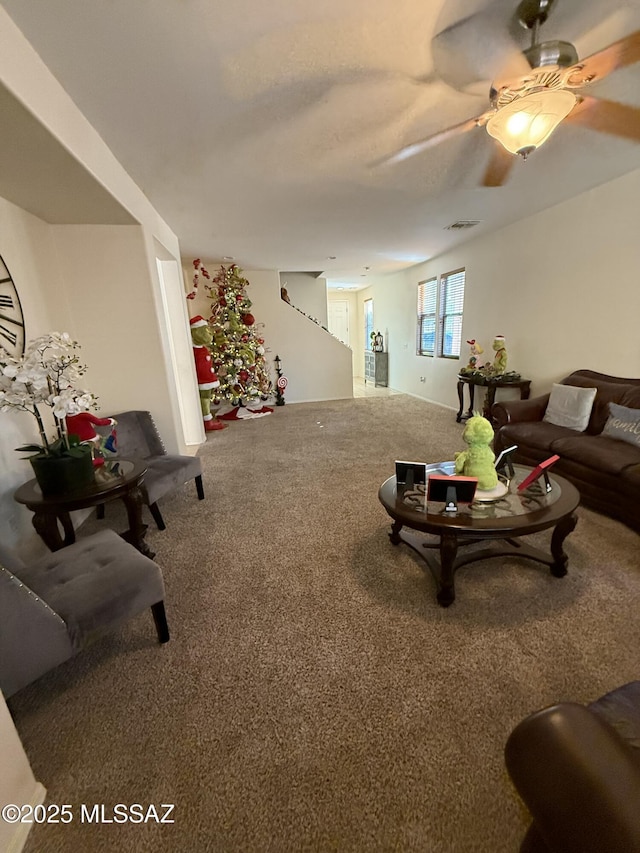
[389,512,578,607]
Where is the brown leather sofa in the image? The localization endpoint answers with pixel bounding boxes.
[492,370,640,532]
[505,681,640,853]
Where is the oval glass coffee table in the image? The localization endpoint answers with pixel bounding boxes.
[378,463,580,607]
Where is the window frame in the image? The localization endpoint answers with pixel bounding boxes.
[438,268,465,360]
[416,277,437,357]
[416,268,466,359]
[364,298,374,351]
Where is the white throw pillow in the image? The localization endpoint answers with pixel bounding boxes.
[543,383,597,432]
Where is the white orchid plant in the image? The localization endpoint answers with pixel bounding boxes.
[0,332,97,459]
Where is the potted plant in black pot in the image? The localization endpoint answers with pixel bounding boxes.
[0,332,98,495]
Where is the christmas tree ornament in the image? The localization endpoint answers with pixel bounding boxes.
[198,262,274,408]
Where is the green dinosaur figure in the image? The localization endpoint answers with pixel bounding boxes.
[454,413,498,490]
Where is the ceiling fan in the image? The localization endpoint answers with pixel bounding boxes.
[378,0,640,187]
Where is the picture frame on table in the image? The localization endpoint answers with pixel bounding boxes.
[395,461,427,491]
[427,474,478,513]
[517,454,560,493]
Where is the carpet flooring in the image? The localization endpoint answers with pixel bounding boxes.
[9,395,640,853]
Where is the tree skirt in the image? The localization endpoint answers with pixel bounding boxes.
[217,405,274,421]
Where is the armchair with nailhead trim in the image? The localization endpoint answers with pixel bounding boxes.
[0,529,169,698]
[96,410,204,531]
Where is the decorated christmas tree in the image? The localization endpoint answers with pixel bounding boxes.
[193,261,273,406]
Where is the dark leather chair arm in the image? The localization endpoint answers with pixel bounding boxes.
[505,702,640,853]
[492,393,550,430]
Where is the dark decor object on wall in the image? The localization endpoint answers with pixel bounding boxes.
[0,252,26,358]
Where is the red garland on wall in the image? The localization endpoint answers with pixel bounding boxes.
[186,258,210,300]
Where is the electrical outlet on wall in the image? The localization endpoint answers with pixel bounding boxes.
[420,376,426,383]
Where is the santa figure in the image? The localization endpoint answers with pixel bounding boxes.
[65,412,117,465]
[190,315,225,431]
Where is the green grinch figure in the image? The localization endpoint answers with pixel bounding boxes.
[454,413,498,490]
[491,335,508,375]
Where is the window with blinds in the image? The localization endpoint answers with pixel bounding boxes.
[364,299,374,350]
[417,277,437,356]
[439,268,465,358]
[417,268,465,358]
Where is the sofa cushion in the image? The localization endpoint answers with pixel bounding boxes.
[561,374,640,435]
[544,383,597,431]
[553,434,640,475]
[499,421,581,452]
[602,402,640,450]
[16,529,165,650]
[589,681,640,752]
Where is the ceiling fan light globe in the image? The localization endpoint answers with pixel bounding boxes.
[486,89,577,156]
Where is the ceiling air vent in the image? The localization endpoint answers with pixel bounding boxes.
[445,220,480,231]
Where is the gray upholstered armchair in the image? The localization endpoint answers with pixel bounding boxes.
[0,529,169,698]
[99,410,204,530]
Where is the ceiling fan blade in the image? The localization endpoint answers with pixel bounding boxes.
[566,95,640,142]
[481,143,515,187]
[564,30,640,87]
[431,4,530,95]
[373,113,491,167]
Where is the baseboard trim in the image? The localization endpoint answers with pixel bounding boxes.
[4,782,47,853]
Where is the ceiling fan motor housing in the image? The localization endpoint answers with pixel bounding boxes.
[524,40,579,71]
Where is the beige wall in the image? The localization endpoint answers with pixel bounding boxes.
[184,264,353,403]
[0,11,204,558]
[360,168,640,409]
[0,693,45,852]
[49,225,198,451]
[279,272,329,327]
[0,198,64,554]
[327,289,359,377]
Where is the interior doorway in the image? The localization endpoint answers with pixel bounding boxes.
[328,299,350,346]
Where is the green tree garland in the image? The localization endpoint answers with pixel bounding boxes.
[204,263,273,405]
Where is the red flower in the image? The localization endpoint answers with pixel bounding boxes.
[193,258,201,268]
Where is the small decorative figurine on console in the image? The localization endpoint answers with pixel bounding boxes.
[460,339,484,374]
[454,412,498,491]
[65,412,117,466]
[491,335,508,375]
[190,315,225,431]
[371,331,384,352]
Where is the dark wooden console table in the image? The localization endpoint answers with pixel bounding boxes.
[14,459,154,559]
[456,374,531,423]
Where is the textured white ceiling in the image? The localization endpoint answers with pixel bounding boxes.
[2,0,640,285]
